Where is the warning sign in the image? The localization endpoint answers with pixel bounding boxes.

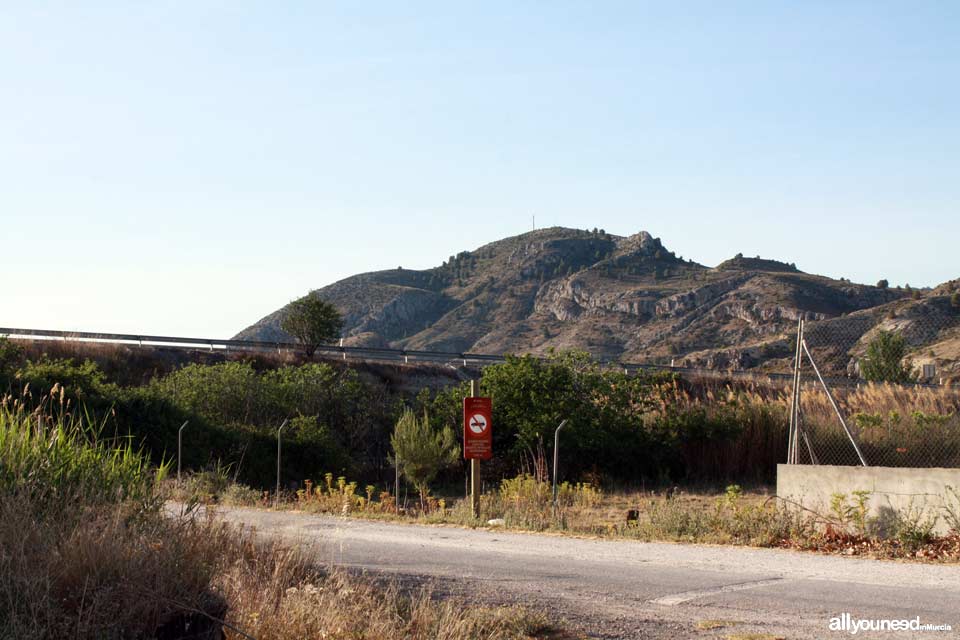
[468,413,488,434]
[463,396,492,460]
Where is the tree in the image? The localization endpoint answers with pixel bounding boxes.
[390,408,459,510]
[876,279,889,289]
[281,294,343,357]
[952,292,960,310]
[860,330,914,384]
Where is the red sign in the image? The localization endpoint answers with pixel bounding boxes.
[463,397,492,460]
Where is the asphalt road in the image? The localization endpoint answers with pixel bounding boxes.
[201,506,960,639]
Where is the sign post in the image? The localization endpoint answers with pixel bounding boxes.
[463,381,492,519]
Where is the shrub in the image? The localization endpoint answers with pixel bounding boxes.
[391,408,459,510]
[860,330,915,384]
[146,361,390,484]
[0,337,24,384]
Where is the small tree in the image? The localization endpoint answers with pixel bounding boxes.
[876,279,889,289]
[951,292,960,310]
[860,330,914,384]
[281,294,343,357]
[390,408,459,510]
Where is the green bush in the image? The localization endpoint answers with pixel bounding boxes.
[4,356,388,490]
[860,330,915,383]
[418,352,677,482]
[146,361,392,483]
[0,337,24,385]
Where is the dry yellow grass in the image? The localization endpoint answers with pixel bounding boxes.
[695,619,743,630]
[0,491,569,640]
[220,549,567,640]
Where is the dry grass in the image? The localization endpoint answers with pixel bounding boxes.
[0,494,568,640]
[219,542,564,640]
[695,619,743,630]
[651,378,960,469]
[0,496,229,639]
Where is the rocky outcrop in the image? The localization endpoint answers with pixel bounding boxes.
[348,288,456,343]
[653,276,753,317]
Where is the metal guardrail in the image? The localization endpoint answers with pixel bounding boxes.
[2,325,938,388]
[0,326,505,366]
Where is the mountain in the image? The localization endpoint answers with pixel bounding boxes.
[235,227,960,376]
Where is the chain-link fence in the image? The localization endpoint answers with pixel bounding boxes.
[786,302,960,468]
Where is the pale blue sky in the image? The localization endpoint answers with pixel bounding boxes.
[2,2,957,337]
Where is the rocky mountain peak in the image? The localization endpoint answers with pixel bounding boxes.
[616,231,662,255]
[234,226,953,375]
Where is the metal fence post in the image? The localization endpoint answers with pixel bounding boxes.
[395,451,400,507]
[788,317,803,464]
[177,421,189,485]
[275,419,289,508]
[552,419,569,518]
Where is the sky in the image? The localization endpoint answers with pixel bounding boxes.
[1,2,958,338]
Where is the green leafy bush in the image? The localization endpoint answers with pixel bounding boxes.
[860,330,915,383]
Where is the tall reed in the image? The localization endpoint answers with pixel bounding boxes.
[0,395,165,506]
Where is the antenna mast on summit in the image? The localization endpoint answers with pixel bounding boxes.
[532,215,535,231]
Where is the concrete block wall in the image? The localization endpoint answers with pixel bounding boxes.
[777,464,960,536]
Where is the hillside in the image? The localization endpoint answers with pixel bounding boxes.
[236,227,959,376]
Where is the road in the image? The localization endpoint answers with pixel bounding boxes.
[204,506,960,639]
[4,327,882,387]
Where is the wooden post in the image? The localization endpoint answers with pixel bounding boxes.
[470,380,481,519]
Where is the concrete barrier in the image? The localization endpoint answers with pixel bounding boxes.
[777,464,960,535]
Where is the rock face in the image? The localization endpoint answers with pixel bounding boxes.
[235,227,956,373]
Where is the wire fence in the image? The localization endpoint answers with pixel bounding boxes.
[787,305,960,468]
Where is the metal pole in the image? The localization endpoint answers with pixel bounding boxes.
[801,340,868,467]
[177,421,189,485]
[788,317,803,464]
[552,419,569,518]
[799,415,819,465]
[275,419,289,507]
[470,380,481,519]
[794,318,806,464]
